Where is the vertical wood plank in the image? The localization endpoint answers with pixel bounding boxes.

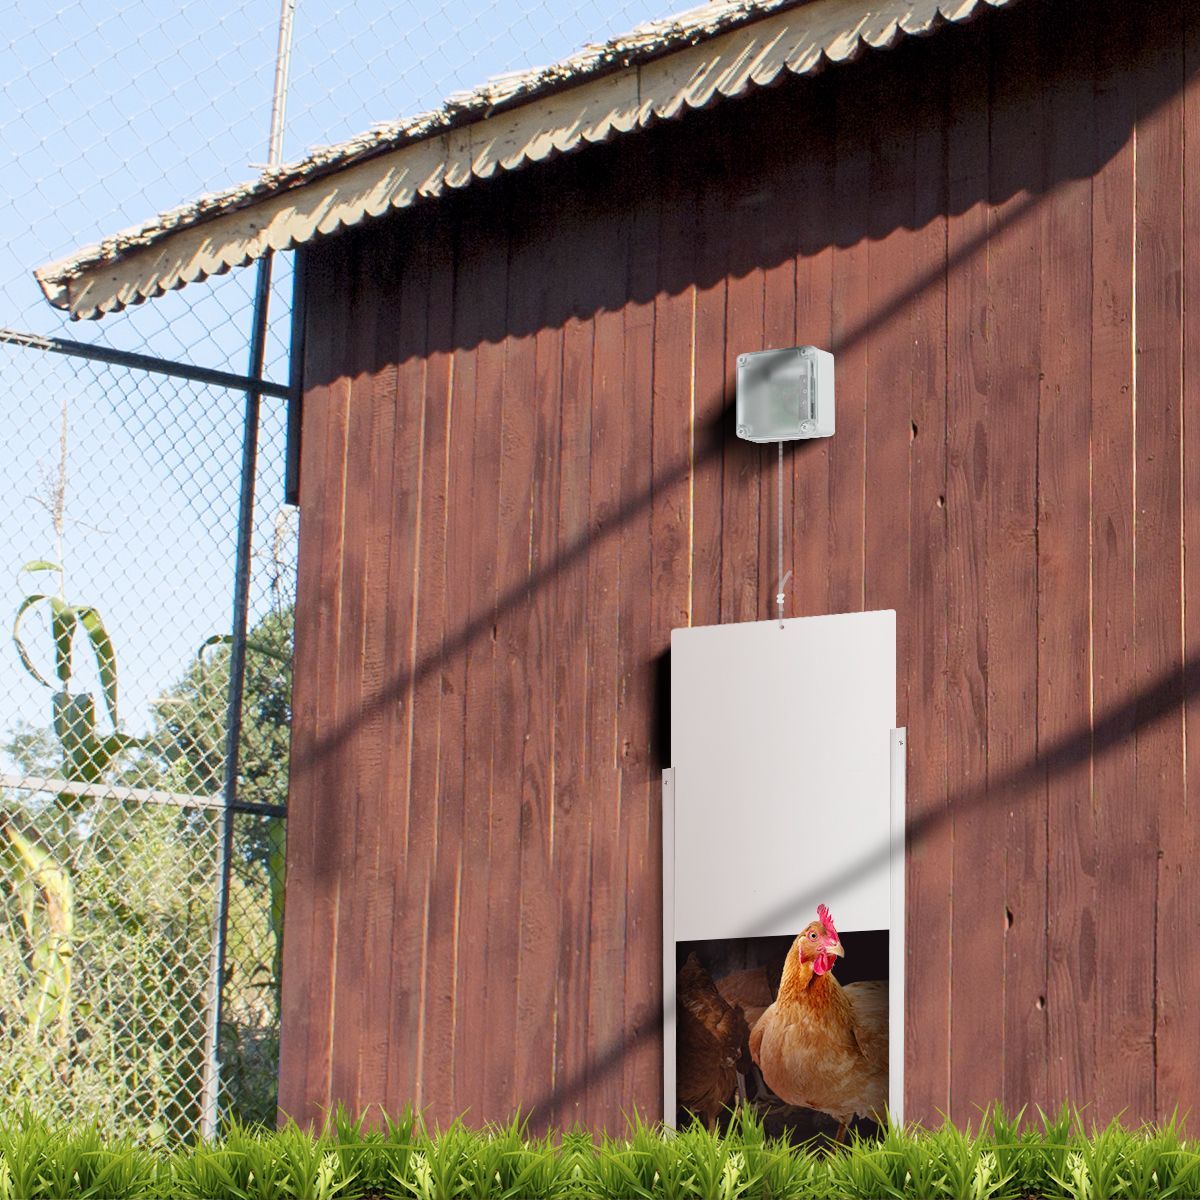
[758,104,798,625]
[792,81,834,621]
[1168,1,1200,1130]
[512,170,566,1128]
[302,244,354,1118]
[690,122,729,631]
[1039,11,1097,1109]
[1089,0,1148,1123]
[1136,5,1187,1125]
[864,52,915,697]
[944,26,1000,1119]
[438,196,485,1123]
[904,34,952,1125]
[350,224,404,1116]
[720,113,765,626]
[484,177,540,1118]
[583,155,632,1131]
[278,245,347,1124]
[327,235,377,1113]
[1168,3,1200,1130]
[829,67,870,614]
[618,137,663,1116]
[651,130,699,641]
[988,8,1048,1116]
[650,125,697,1124]
[551,160,598,1128]
[408,209,460,1120]
[332,237,386,1113]
[374,210,436,1114]
[456,190,511,1121]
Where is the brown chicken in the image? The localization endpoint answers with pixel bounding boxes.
[714,965,774,1033]
[676,952,750,1128]
[749,905,888,1138]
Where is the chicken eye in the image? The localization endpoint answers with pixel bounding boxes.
[807,931,816,939]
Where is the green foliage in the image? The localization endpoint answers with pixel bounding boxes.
[0,803,219,1137]
[14,562,121,735]
[146,606,293,1126]
[151,607,293,821]
[4,560,139,1075]
[2,593,293,1136]
[4,1106,1200,1199]
[1,723,60,777]
[0,817,73,1046]
[2,421,293,1140]
[0,1110,157,1200]
[2,555,226,1136]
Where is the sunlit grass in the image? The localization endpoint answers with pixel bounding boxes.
[2,1103,1200,1198]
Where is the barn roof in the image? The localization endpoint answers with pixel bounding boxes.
[35,0,1016,320]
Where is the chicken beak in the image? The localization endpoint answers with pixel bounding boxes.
[828,942,844,958]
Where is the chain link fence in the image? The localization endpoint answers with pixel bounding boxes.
[0,366,294,1138]
[2,0,663,1144]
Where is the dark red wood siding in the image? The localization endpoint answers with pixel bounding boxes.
[279,0,1200,1130]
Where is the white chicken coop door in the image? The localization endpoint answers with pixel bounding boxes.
[663,610,904,1130]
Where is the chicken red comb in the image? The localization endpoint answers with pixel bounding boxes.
[817,904,838,939]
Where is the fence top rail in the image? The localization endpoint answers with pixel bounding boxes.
[0,327,292,399]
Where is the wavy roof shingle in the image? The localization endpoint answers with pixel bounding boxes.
[35,0,1017,319]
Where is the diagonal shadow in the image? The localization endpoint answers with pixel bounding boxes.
[529,650,1197,1119]
[289,0,1196,777]
[291,186,1044,776]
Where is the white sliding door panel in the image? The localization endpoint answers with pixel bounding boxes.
[670,611,896,941]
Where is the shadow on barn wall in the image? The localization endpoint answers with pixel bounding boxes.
[294,0,1191,772]
[527,648,1200,1117]
[280,0,1200,1133]
[304,3,1187,367]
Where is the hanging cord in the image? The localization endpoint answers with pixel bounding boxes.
[776,440,792,628]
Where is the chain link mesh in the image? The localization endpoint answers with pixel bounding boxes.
[0,365,294,1137]
[3,0,663,1142]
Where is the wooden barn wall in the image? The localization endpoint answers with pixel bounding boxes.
[279,0,1200,1130]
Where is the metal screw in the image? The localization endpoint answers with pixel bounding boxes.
[737,425,749,436]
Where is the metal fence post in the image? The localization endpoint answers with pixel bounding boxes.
[198,0,296,1138]
[198,251,274,1140]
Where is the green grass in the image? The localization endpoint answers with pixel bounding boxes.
[2,1105,1200,1199]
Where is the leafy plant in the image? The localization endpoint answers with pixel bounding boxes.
[0,1109,156,1200]
[5,557,138,1064]
[0,818,73,1047]
[2,588,220,1135]
[13,561,136,789]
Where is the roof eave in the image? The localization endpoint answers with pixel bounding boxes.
[35,0,1017,320]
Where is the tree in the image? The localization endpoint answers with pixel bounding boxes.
[149,605,291,975]
[152,607,292,865]
[147,605,293,1126]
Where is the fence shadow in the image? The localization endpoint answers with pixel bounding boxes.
[528,648,1198,1119]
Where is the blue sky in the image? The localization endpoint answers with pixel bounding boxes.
[0,0,668,755]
